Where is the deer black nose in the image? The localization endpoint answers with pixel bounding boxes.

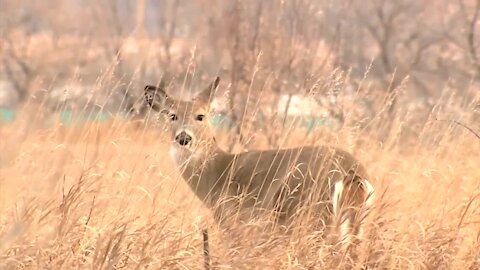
[175,131,192,146]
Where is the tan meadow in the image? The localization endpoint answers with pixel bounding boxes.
[0,94,479,269]
[2,1,480,268]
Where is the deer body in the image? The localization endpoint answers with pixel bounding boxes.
[145,77,374,239]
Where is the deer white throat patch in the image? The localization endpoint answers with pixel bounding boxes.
[170,145,203,166]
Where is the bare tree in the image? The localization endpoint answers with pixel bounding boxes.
[458,0,480,76]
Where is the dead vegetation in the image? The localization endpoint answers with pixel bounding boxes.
[0,87,479,269]
[1,0,480,269]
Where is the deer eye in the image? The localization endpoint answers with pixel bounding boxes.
[168,113,178,121]
[196,114,205,121]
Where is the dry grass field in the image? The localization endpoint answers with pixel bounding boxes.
[2,0,480,269]
[0,92,479,269]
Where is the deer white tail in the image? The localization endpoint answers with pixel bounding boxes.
[332,180,350,242]
[357,179,374,240]
[332,177,375,243]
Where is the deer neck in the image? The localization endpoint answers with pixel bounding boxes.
[169,143,233,204]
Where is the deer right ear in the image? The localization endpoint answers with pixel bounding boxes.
[196,76,220,103]
[144,85,168,113]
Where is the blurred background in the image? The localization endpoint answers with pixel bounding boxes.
[2,1,480,268]
[1,0,479,147]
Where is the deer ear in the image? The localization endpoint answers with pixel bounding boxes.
[196,76,220,103]
[144,84,168,113]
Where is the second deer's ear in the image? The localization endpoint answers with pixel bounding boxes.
[196,76,220,103]
[144,85,168,113]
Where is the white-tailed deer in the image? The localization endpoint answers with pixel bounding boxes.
[144,77,374,242]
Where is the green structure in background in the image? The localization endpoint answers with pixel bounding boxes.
[0,108,15,123]
[0,109,339,134]
[210,113,235,131]
[59,110,110,126]
[302,117,341,134]
[210,113,340,134]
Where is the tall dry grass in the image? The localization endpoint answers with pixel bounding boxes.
[0,81,479,270]
[2,0,480,268]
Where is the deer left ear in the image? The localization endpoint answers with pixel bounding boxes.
[144,84,168,113]
[196,77,220,103]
